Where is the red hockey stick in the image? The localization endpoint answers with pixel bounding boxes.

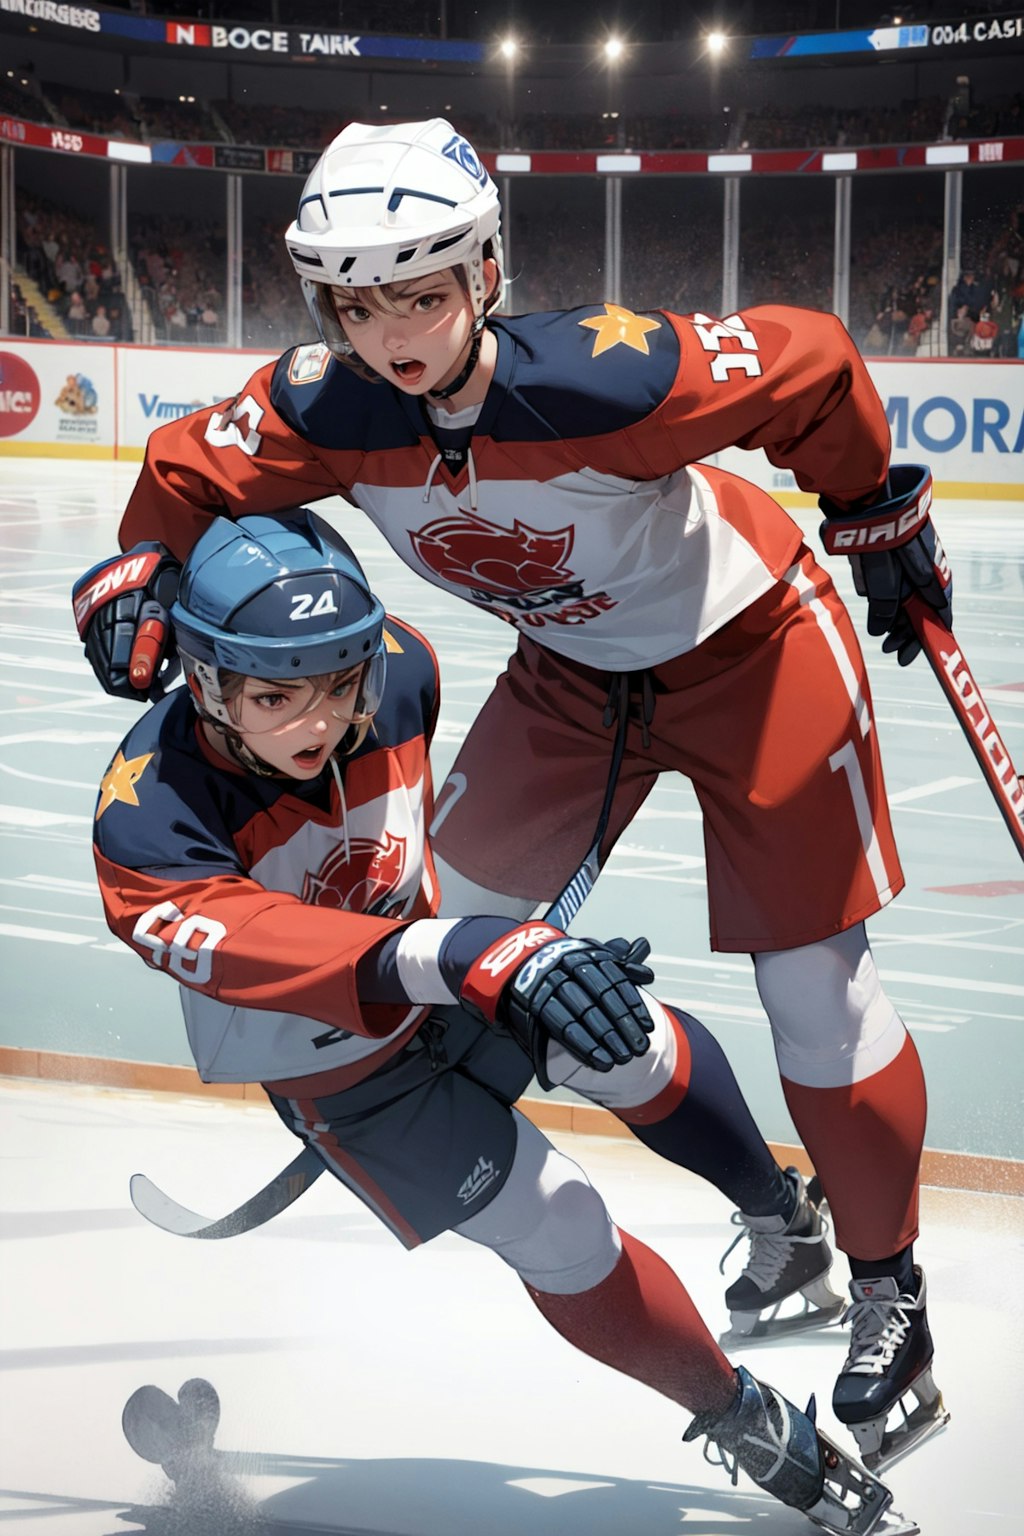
[906,595,1024,861]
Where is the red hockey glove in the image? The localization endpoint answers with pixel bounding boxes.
[72,543,182,701]
[819,464,953,667]
[460,922,655,1079]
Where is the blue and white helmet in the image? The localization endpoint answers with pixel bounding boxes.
[172,510,386,734]
[284,118,504,359]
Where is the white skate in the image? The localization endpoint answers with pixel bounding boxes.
[719,1170,845,1346]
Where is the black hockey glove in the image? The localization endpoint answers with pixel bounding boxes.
[819,464,952,667]
[72,542,182,701]
[459,921,655,1081]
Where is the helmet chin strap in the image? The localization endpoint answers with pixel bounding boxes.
[428,318,485,401]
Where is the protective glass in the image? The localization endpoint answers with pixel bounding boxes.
[229,653,385,736]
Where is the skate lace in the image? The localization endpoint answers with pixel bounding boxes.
[719,1209,827,1289]
[841,1291,914,1376]
[698,1410,788,1487]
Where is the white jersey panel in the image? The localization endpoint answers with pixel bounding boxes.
[181,777,430,1083]
[353,464,781,669]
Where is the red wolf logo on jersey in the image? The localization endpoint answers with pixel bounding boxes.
[303,832,408,917]
[410,510,578,605]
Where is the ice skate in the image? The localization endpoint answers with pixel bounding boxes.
[719,1168,845,1346]
[683,1365,918,1535]
[833,1267,949,1471]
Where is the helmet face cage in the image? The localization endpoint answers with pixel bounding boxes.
[286,118,504,362]
[172,511,388,752]
[180,648,387,739]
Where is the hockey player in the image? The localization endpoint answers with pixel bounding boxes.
[92,509,909,1535]
[74,118,952,1471]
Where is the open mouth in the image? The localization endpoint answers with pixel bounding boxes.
[391,359,426,384]
[292,745,325,768]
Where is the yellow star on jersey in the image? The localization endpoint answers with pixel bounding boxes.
[97,750,154,820]
[579,303,662,358]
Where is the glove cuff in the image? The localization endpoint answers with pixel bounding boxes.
[819,466,933,557]
[459,922,565,1023]
[72,546,169,639]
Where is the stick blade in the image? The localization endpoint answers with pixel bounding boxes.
[129,1146,324,1240]
[130,1172,220,1238]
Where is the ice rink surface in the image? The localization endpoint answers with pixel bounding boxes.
[0,457,1022,1533]
[2,1075,1023,1536]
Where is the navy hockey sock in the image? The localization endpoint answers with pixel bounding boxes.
[849,1244,917,1295]
[622,1007,792,1218]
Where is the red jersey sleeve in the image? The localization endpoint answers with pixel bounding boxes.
[636,306,891,509]
[119,357,350,559]
[94,849,409,1040]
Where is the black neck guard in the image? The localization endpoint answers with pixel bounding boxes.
[428,322,484,402]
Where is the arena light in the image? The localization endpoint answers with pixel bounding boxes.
[706,31,729,55]
[604,37,625,62]
[500,37,519,60]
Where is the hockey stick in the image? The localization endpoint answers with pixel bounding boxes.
[130,684,636,1240]
[129,1145,324,1240]
[541,679,632,930]
[906,595,1024,861]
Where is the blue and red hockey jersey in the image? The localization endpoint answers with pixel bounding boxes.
[119,304,891,671]
[93,618,441,1088]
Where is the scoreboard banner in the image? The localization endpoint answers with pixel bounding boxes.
[0,1,486,61]
[751,14,1024,57]
[1,1,1021,62]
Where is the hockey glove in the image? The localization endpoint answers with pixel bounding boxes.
[459,921,655,1081]
[72,542,182,701]
[819,464,952,667]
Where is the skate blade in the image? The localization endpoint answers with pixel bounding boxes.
[719,1298,845,1349]
[863,1393,950,1474]
[809,1428,919,1536]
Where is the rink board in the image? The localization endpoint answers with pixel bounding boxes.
[0,338,1022,497]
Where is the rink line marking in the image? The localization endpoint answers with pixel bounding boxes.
[658,994,951,1032]
[0,652,95,675]
[0,677,110,697]
[0,921,94,946]
[888,776,974,803]
[0,804,92,827]
[649,951,1023,998]
[0,729,122,747]
[871,935,1024,956]
[895,900,1024,921]
[0,762,100,791]
[0,901,105,924]
[893,805,1003,824]
[17,873,98,892]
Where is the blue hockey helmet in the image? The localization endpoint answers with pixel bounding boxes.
[172,510,387,736]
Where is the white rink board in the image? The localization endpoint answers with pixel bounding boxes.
[0,339,275,458]
[117,343,277,447]
[0,338,117,453]
[710,357,1024,498]
[1,340,1021,494]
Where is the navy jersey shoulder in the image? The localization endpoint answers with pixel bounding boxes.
[487,307,681,442]
[270,344,420,454]
[93,691,252,876]
[95,624,438,874]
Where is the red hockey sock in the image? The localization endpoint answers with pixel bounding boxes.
[781,1033,926,1259]
[525,1228,738,1415]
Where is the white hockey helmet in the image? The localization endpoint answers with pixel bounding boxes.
[284,118,504,360]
